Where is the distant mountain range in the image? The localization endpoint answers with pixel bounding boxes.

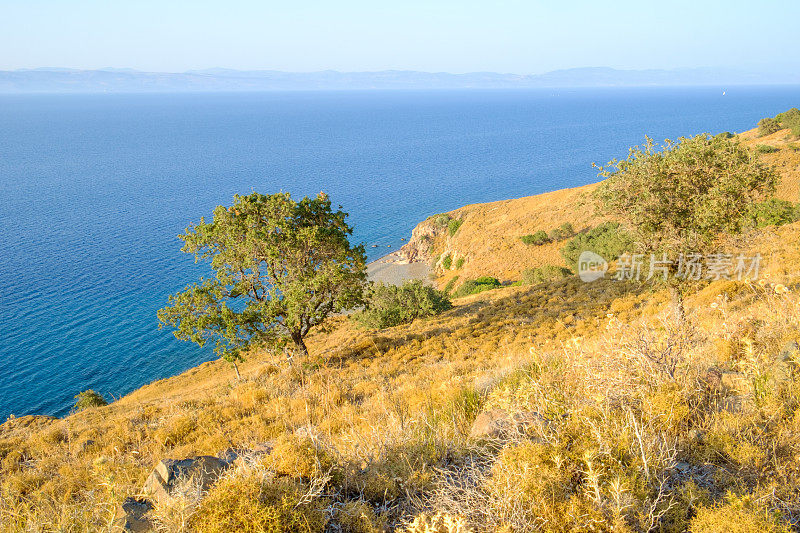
[0,67,797,93]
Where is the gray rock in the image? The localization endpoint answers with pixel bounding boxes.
[76,438,95,454]
[142,455,228,504]
[112,497,154,532]
[780,340,800,362]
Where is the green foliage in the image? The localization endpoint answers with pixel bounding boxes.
[442,275,459,294]
[560,222,634,270]
[755,144,780,154]
[447,219,463,236]
[521,265,573,285]
[520,230,550,246]
[454,257,465,269]
[451,276,501,298]
[441,254,452,270]
[353,280,452,329]
[158,192,367,361]
[757,117,782,137]
[548,222,575,242]
[72,390,107,412]
[757,108,800,139]
[775,107,800,137]
[522,224,574,246]
[429,213,451,228]
[747,198,800,228]
[714,131,735,140]
[594,135,778,256]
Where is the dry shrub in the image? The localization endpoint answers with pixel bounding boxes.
[402,512,473,533]
[336,500,385,533]
[150,473,205,532]
[690,493,791,532]
[190,462,328,533]
[267,433,336,481]
[154,414,197,448]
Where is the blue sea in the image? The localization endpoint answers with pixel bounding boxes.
[1,87,798,419]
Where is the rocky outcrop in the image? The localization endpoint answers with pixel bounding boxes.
[117,442,274,529]
[397,218,441,264]
[142,455,228,505]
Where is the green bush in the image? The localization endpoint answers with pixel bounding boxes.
[521,265,573,285]
[548,222,575,242]
[714,131,735,140]
[520,230,550,246]
[353,281,452,329]
[73,390,108,412]
[454,257,465,269]
[447,219,463,236]
[776,107,800,137]
[755,144,780,154]
[442,275,459,294]
[747,198,800,228]
[758,117,782,137]
[429,213,451,228]
[560,222,633,270]
[451,276,501,298]
[441,254,452,270]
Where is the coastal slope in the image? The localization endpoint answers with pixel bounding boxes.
[2,118,800,531]
[397,125,800,289]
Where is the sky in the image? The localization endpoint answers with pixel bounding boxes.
[0,0,797,74]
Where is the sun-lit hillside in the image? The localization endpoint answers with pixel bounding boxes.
[2,119,800,532]
[403,126,800,290]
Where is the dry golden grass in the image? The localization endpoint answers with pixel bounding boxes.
[738,126,800,202]
[430,184,603,284]
[0,270,663,531]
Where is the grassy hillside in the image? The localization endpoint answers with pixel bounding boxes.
[407,126,800,290]
[2,120,800,532]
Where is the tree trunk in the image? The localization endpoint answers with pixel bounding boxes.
[291,332,309,358]
[232,361,241,381]
[670,284,685,325]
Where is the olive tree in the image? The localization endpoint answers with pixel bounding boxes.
[158,192,367,375]
[594,134,778,314]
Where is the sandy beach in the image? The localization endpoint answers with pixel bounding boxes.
[366,251,430,285]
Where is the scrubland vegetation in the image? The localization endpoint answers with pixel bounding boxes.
[451,276,501,298]
[759,108,800,139]
[520,223,575,247]
[3,118,800,532]
[353,281,452,329]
